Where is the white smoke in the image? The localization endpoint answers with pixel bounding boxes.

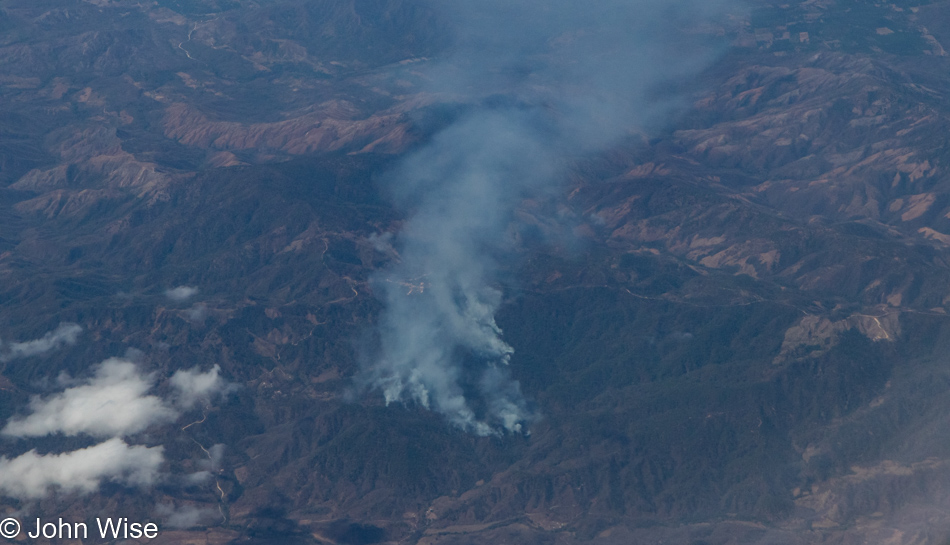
[0,438,164,500]
[0,323,82,362]
[364,0,733,434]
[369,115,554,435]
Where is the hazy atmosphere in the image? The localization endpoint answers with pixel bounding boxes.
[1,0,950,543]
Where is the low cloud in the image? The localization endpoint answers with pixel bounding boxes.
[183,303,209,324]
[165,286,199,302]
[184,443,226,484]
[2,359,234,439]
[170,365,235,409]
[2,358,177,439]
[155,503,219,529]
[184,470,213,484]
[203,443,225,472]
[0,357,234,499]
[0,323,82,362]
[0,438,163,500]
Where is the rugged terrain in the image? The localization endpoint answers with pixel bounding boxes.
[3,0,950,544]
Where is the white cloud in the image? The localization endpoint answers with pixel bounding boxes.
[206,443,225,471]
[0,357,234,500]
[170,365,234,409]
[155,504,219,529]
[184,442,227,484]
[2,360,234,438]
[184,471,212,484]
[0,438,163,500]
[165,286,198,302]
[183,303,208,324]
[1,358,177,438]
[0,323,82,362]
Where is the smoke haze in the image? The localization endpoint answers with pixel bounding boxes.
[364,0,733,435]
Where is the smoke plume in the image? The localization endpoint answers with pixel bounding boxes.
[364,0,732,435]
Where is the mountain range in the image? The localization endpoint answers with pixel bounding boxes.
[2,0,950,544]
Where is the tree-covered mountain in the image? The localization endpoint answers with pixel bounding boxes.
[2,1,950,544]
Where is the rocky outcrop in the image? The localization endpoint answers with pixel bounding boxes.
[774,308,900,363]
